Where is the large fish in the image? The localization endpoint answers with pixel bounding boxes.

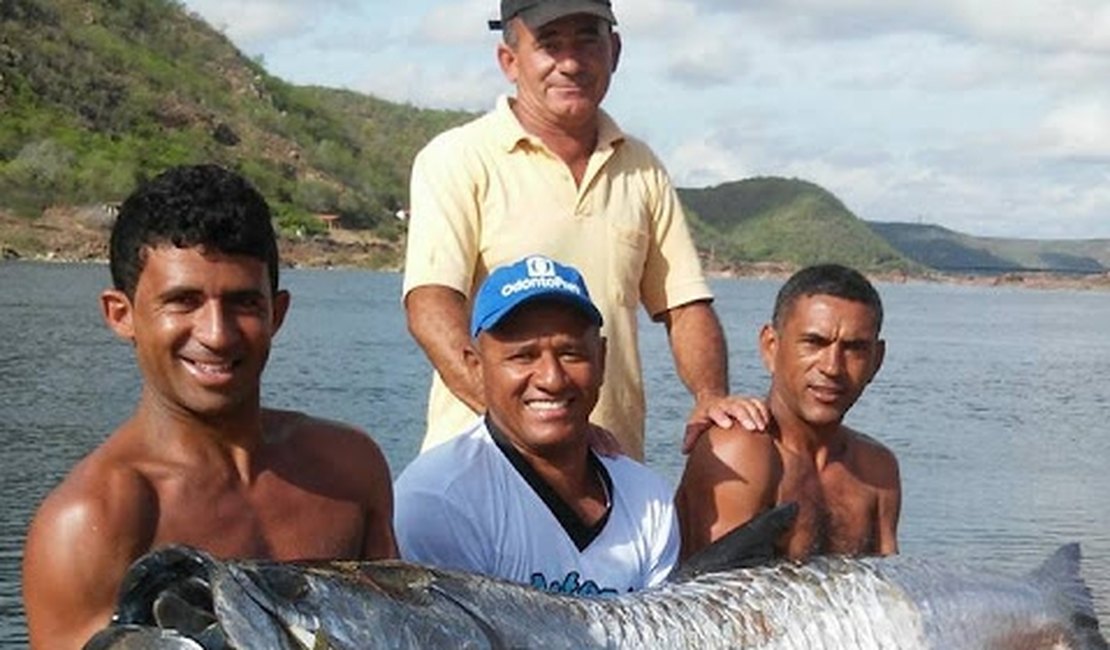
[85,513,1106,649]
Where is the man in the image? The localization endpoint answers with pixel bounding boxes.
[21,165,398,650]
[675,264,900,561]
[394,255,678,594]
[402,0,767,460]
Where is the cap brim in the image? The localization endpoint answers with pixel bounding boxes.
[472,293,603,337]
[489,2,616,31]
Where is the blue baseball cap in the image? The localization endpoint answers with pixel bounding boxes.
[471,255,603,337]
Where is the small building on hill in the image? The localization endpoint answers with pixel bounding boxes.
[315,213,341,232]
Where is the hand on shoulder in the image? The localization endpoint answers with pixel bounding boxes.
[683,393,772,454]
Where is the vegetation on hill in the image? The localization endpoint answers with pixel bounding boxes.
[0,0,470,246]
[2,0,1103,279]
[678,178,918,272]
[869,222,1110,273]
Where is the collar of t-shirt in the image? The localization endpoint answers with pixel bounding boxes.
[486,415,614,552]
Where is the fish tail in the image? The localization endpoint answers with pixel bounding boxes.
[1030,543,1108,650]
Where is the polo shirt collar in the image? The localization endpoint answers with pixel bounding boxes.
[493,94,625,154]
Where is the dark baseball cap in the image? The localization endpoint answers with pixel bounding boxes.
[488,0,617,31]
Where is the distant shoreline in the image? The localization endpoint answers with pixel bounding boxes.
[3,208,1108,292]
[8,250,1109,293]
[704,261,1110,292]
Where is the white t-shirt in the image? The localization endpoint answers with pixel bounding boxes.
[393,419,679,595]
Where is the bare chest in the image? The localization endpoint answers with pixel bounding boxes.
[776,460,879,558]
[150,473,365,561]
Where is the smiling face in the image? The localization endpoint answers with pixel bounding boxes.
[497,13,620,132]
[469,300,604,457]
[101,245,289,422]
[761,294,884,432]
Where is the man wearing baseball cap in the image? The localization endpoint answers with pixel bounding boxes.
[402,0,769,461]
[394,255,678,593]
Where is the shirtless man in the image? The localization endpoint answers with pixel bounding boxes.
[21,164,397,650]
[676,264,900,561]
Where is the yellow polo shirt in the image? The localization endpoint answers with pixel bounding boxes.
[403,96,712,460]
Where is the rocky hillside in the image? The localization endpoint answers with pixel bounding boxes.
[0,0,470,244]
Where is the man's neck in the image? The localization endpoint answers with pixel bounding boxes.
[509,98,599,184]
[768,396,850,469]
[486,417,607,525]
[132,391,267,483]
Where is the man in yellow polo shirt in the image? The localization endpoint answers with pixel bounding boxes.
[402,0,767,460]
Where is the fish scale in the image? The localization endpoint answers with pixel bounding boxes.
[575,560,925,648]
[85,544,1107,650]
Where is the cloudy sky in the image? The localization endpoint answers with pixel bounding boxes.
[179,0,1110,239]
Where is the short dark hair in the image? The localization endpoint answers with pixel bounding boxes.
[772,264,884,333]
[109,164,279,298]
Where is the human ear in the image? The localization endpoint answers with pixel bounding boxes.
[271,289,291,334]
[100,289,135,341]
[496,42,518,83]
[597,335,607,382]
[758,323,777,374]
[464,340,484,388]
[610,30,622,73]
[869,339,886,382]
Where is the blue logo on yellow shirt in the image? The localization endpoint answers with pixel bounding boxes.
[529,571,618,596]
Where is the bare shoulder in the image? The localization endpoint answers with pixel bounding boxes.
[23,432,158,648]
[695,424,779,471]
[677,425,783,561]
[681,424,781,491]
[264,409,392,478]
[847,428,898,461]
[845,428,901,484]
[28,433,158,549]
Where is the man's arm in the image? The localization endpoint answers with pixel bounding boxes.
[404,285,485,414]
[675,426,780,562]
[852,434,901,556]
[875,450,902,555]
[22,471,152,649]
[354,435,400,561]
[658,301,770,452]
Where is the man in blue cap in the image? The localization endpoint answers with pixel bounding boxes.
[394,255,678,594]
[402,0,769,461]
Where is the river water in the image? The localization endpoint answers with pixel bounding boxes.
[1,261,1107,646]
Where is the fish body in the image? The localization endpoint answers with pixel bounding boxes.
[84,541,1106,650]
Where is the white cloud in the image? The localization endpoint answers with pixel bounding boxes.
[615,0,700,36]
[691,0,1110,54]
[352,62,504,112]
[669,137,755,189]
[664,35,746,88]
[1040,99,1110,160]
[177,0,1110,239]
[417,0,493,46]
[184,0,353,45]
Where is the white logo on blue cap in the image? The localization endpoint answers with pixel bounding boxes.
[499,256,584,298]
[526,256,556,278]
[472,255,602,337]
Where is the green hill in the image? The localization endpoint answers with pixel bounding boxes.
[0,0,471,242]
[869,222,1110,273]
[2,0,1102,278]
[678,177,917,272]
